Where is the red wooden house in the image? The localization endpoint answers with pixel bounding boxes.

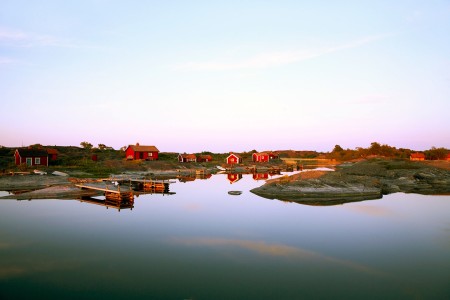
[252,152,269,163]
[14,148,48,166]
[226,153,242,165]
[227,173,242,184]
[197,155,213,162]
[446,154,450,161]
[125,143,159,160]
[178,153,197,162]
[410,152,425,161]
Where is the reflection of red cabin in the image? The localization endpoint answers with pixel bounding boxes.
[410,152,425,161]
[252,152,269,163]
[14,148,48,166]
[125,143,159,160]
[46,148,59,161]
[197,155,212,162]
[226,153,242,165]
[178,153,197,162]
[253,173,269,180]
[227,173,242,184]
[268,152,279,160]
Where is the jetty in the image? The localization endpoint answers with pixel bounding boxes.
[75,183,134,203]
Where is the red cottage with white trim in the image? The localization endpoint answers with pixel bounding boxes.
[178,154,197,162]
[125,143,159,160]
[226,153,242,165]
[252,152,269,163]
[14,148,48,166]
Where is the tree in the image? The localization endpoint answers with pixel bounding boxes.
[369,142,381,155]
[80,141,93,150]
[332,145,344,153]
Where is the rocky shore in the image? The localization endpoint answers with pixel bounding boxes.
[250,159,450,205]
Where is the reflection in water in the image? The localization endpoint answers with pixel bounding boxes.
[1,174,450,299]
[171,237,385,276]
[79,196,134,211]
[227,173,242,184]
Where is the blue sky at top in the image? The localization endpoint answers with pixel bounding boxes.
[1,1,449,152]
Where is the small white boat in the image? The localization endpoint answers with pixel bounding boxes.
[34,169,47,175]
[216,166,226,171]
[228,191,242,195]
[52,171,69,176]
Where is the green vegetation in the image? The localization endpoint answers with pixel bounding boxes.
[1,142,448,177]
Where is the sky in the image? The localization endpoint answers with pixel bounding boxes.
[1,1,449,153]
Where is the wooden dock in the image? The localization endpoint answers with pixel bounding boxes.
[75,183,134,203]
[103,178,173,194]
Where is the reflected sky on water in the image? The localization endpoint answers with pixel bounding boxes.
[0,174,449,299]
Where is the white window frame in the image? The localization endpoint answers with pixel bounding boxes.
[35,157,41,165]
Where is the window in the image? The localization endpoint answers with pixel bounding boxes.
[149,152,152,156]
[35,157,41,165]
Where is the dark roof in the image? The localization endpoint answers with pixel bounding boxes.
[16,148,48,157]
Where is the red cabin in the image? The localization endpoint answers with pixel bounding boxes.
[197,155,213,162]
[125,143,159,160]
[410,152,425,161]
[14,148,48,167]
[446,154,450,161]
[252,152,269,163]
[178,153,197,162]
[226,153,242,165]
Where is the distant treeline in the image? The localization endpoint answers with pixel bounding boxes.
[326,142,449,161]
[0,142,449,170]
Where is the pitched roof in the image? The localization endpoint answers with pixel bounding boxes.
[128,145,159,152]
[198,155,212,159]
[253,152,269,156]
[227,153,242,158]
[16,148,48,157]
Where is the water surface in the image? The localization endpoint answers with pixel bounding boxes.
[1,174,449,299]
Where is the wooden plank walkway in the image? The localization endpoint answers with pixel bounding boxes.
[75,183,134,202]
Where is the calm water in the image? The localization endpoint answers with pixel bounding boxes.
[0,174,449,299]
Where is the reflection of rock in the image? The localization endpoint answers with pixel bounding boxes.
[0,185,100,200]
[251,160,450,206]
